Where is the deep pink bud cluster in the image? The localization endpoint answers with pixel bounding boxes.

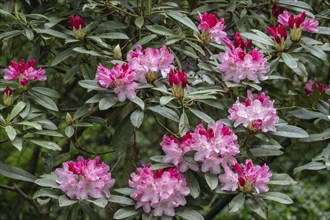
[129,166,189,217]
[305,78,330,96]
[219,159,272,193]
[55,156,115,200]
[161,121,239,175]
[266,24,287,44]
[3,86,13,96]
[169,69,188,88]
[96,63,138,102]
[228,90,279,132]
[272,5,284,18]
[4,59,47,85]
[278,11,318,33]
[70,15,86,30]
[197,12,227,44]
[127,45,174,83]
[219,34,270,83]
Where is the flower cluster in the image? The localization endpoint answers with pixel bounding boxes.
[305,78,330,103]
[55,156,115,200]
[218,33,270,83]
[219,159,272,193]
[266,24,287,51]
[197,12,227,44]
[169,69,188,98]
[129,166,189,217]
[4,59,46,88]
[96,63,138,102]
[161,120,239,175]
[127,45,174,83]
[228,90,279,132]
[70,15,86,40]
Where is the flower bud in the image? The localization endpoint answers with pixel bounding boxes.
[70,15,86,40]
[113,44,122,60]
[66,112,73,125]
[145,71,158,84]
[3,86,13,106]
[290,26,302,42]
[19,77,29,90]
[169,69,187,98]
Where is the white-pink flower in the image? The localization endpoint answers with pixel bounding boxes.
[127,45,174,83]
[197,12,227,44]
[228,90,279,132]
[129,167,189,217]
[160,132,198,172]
[218,46,270,83]
[95,63,138,102]
[55,156,115,200]
[4,59,46,85]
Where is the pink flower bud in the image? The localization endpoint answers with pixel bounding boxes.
[3,86,14,106]
[197,12,218,31]
[70,15,86,29]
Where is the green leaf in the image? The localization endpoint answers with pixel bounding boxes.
[51,47,75,66]
[131,96,145,110]
[98,33,129,40]
[166,10,198,32]
[10,101,26,120]
[270,125,309,138]
[73,104,90,121]
[185,171,200,199]
[30,140,62,151]
[240,32,273,46]
[108,195,134,205]
[281,53,297,69]
[317,26,330,35]
[247,197,267,219]
[229,193,245,212]
[294,161,327,174]
[81,202,101,220]
[150,163,174,170]
[36,28,69,39]
[148,105,179,122]
[135,16,144,29]
[146,25,176,37]
[288,108,326,120]
[12,137,23,151]
[59,195,78,207]
[15,121,42,130]
[257,192,293,204]
[114,188,133,196]
[73,47,102,56]
[5,126,16,141]
[204,173,218,190]
[269,173,297,185]
[130,109,144,128]
[129,35,157,51]
[149,155,164,163]
[24,28,34,41]
[34,130,63,137]
[86,198,108,208]
[65,126,74,138]
[176,208,204,220]
[179,111,189,136]
[189,108,214,124]
[113,207,140,219]
[99,96,118,110]
[28,91,58,111]
[33,188,60,199]
[160,96,175,106]
[0,162,37,182]
[278,0,312,10]
[109,114,134,151]
[299,128,330,142]
[79,80,107,91]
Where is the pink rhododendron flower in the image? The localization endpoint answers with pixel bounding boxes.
[160,132,198,172]
[70,15,85,29]
[197,12,227,44]
[278,10,319,33]
[55,156,115,200]
[129,166,189,217]
[228,90,279,132]
[219,159,272,193]
[304,78,323,96]
[218,35,270,83]
[95,63,138,102]
[127,45,174,83]
[4,59,46,85]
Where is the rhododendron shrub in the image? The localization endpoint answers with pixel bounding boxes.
[0,1,329,220]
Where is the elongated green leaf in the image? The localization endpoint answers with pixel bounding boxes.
[34,130,63,137]
[130,109,144,128]
[0,162,37,182]
[204,173,218,190]
[10,101,26,120]
[12,137,23,151]
[160,96,175,106]
[146,25,176,37]
[51,47,75,66]
[114,188,133,196]
[317,26,330,35]
[294,161,327,174]
[270,125,309,138]
[73,47,102,56]
[176,208,204,220]
[30,140,61,151]
[65,126,74,138]
[148,105,179,122]
[36,28,69,39]
[185,171,200,199]
[5,126,16,141]
[28,91,58,111]
[278,0,312,10]
[135,16,144,29]
[113,207,140,219]
[179,111,189,136]
[98,33,129,39]
[240,32,273,46]
[149,155,164,163]
[59,195,78,207]
[79,80,107,91]
[33,188,61,199]
[150,163,174,170]
[131,96,145,110]
[99,96,118,110]
[108,195,134,205]
[166,10,198,32]
[257,192,293,204]
[16,121,42,130]
[282,53,297,69]
[86,198,108,208]
[129,35,157,51]
[229,193,245,212]
[189,108,214,124]
[269,173,297,185]
[73,104,90,121]
[299,128,330,142]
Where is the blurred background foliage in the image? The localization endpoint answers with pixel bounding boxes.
[0,0,329,219]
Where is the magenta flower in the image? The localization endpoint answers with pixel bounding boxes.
[233,32,252,50]
[3,86,13,106]
[55,156,115,200]
[160,132,198,172]
[70,15,86,30]
[169,69,188,98]
[127,45,174,83]
[197,12,227,44]
[219,159,272,193]
[272,5,284,18]
[218,41,270,83]
[129,166,190,217]
[266,24,287,44]
[304,78,328,96]
[4,59,46,86]
[95,63,138,102]
[228,90,279,132]
[278,10,319,33]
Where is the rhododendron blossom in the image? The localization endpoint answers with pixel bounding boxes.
[228,90,279,132]
[127,45,174,83]
[219,160,272,193]
[55,156,115,200]
[218,34,270,83]
[95,63,138,102]
[278,10,319,33]
[4,59,46,85]
[129,166,189,217]
[197,12,227,44]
